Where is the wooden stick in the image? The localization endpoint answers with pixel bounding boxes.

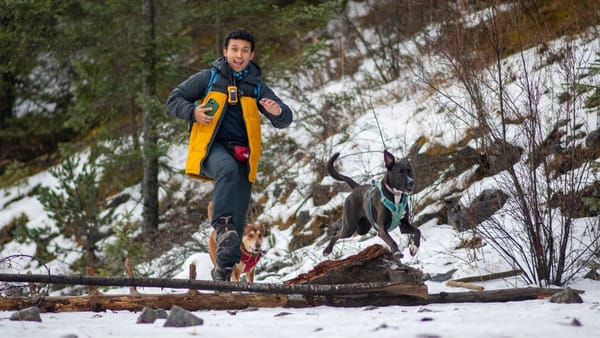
[187,264,200,295]
[124,258,138,295]
[85,266,99,295]
[189,264,197,280]
[26,271,38,295]
[452,270,522,283]
[446,280,484,291]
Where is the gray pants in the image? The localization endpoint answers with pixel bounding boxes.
[202,142,252,268]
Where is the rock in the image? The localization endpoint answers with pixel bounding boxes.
[481,141,522,176]
[429,269,458,282]
[447,189,508,232]
[164,305,203,327]
[154,308,168,319]
[136,306,157,324]
[583,268,599,281]
[570,318,582,326]
[4,285,28,297]
[410,145,483,194]
[10,306,42,322]
[549,288,583,304]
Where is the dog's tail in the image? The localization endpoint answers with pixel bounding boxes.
[328,152,360,189]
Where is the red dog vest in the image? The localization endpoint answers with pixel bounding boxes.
[241,252,261,273]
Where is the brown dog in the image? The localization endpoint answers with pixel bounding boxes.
[323,150,420,259]
[207,201,266,282]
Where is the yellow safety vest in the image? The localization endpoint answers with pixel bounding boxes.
[185,91,262,183]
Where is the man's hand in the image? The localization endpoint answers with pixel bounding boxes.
[194,105,215,124]
[259,98,282,116]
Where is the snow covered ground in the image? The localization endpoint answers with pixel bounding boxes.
[2,217,599,338]
[1,278,599,338]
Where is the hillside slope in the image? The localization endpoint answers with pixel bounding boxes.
[1,2,599,289]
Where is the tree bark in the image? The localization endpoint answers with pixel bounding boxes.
[0,292,288,312]
[285,244,425,285]
[141,0,159,237]
[0,273,426,298]
[0,286,582,312]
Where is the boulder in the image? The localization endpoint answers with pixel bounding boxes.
[549,287,583,304]
[136,306,157,324]
[10,306,42,322]
[164,305,203,327]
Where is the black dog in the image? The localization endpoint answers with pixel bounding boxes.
[322,150,420,259]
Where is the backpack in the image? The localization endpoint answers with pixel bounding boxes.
[203,68,262,105]
[189,68,262,131]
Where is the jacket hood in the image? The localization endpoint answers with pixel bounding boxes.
[212,57,262,85]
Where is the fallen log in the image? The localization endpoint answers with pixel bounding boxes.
[303,286,586,307]
[286,244,424,285]
[428,287,584,304]
[0,246,580,312]
[0,286,583,312]
[0,292,289,312]
[0,245,428,299]
[0,273,425,298]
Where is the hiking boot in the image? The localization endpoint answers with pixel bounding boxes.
[211,266,232,281]
[215,216,240,256]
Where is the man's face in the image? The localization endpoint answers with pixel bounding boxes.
[223,39,254,73]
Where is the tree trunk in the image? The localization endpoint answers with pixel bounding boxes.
[0,292,288,312]
[0,72,16,127]
[141,0,159,237]
[0,273,426,297]
[0,287,581,312]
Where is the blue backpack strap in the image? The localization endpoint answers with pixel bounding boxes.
[204,67,218,97]
[200,67,261,105]
[194,68,219,110]
[254,82,262,105]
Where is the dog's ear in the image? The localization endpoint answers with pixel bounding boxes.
[384,150,395,170]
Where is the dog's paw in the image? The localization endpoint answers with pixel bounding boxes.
[392,251,404,260]
[409,243,419,256]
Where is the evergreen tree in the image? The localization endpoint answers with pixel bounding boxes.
[37,154,115,271]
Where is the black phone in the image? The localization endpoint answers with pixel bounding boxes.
[203,98,219,116]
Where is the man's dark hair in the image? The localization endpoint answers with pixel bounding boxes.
[223,28,255,52]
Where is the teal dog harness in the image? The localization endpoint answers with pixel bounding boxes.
[363,181,409,232]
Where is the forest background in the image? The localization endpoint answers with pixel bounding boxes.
[1,0,599,290]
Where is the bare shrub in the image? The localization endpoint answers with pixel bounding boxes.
[414,2,600,285]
